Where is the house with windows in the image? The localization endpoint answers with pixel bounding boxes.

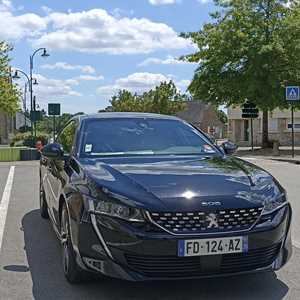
[228,107,300,146]
[176,101,225,139]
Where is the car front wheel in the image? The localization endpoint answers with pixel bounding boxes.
[61,203,83,284]
[40,179,49,219]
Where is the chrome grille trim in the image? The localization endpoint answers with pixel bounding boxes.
[146,207,263,236]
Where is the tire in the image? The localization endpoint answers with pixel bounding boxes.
[40,179,49,219]
[61,203,83,284]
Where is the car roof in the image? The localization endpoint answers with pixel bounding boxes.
[74,112,181,123]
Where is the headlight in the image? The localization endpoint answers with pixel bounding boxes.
[262,193,287,214]
[86,196,145,222]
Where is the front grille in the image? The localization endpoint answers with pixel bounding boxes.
[126,244,280,278]
[149,207,263,234]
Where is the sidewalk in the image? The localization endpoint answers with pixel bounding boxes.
[236,147,300,164]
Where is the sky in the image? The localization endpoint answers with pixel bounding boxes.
[1,0,216,114]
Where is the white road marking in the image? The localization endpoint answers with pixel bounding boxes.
[0,166,15,251]
[293,240,300,249]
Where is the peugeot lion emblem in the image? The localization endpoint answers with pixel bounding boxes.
[206,213,219,228]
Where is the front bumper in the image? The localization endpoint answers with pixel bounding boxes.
[73,204,292,281]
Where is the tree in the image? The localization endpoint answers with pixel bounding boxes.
[0,41,20,114]
[36,113,74,134]
[181,0,300,147]
[110,81,187,115]
[216,109,228,124]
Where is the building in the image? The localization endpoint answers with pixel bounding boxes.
[0,112,14,145]
[228,107,300,146]
[176,101,225,139]
[15,111,31,130]
[0,111,31,145]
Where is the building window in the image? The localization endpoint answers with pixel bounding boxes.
[268,119,278,132]
[287,118,300,131]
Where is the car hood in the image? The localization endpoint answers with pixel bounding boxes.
[78,155,282,211]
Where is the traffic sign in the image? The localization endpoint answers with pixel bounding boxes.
[242,102,259,119]
[241,102,258,152]
[30,110,42,122]
[48,103,61,116]
[286,86,300,101]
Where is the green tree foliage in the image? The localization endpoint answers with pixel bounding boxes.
[181,0,300,147]
[36,113,73,134]
[216,109,228,124]
[110,81,187,115]
[0,41,20,114]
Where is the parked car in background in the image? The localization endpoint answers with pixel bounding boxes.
[40,113,292,283]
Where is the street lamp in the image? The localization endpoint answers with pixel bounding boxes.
[30,47,50,136]
[41,48,50,58]
[12,69,38,132]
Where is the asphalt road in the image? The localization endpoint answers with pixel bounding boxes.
[0,159,299,300]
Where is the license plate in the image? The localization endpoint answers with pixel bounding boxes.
[178,236,248,257]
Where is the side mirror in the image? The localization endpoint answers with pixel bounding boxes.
[42,143,64,159]
[221,141,238,155]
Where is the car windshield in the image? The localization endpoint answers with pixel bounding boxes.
[80,118,218,157]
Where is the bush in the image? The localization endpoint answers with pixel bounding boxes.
[10,132,49,147]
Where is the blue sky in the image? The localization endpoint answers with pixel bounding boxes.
[1,0,216,114]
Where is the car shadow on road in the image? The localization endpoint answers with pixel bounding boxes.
[22,209,289,300]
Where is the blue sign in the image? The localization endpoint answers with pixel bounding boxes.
[286,86,300,101]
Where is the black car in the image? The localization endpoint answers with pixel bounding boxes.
[40,112,292,283]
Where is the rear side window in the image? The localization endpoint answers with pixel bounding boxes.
[57,121,77,154]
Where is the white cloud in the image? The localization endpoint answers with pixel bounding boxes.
[111,7,134,18]
[197,0,211,3]
[97,72,189,98]
[283,1,292,8]
[138,55,196,67]
[41,62,96,74]
[0,0,47,40]
[31,73,104,103]
[177,79,191,90]
[0,0,12,11]
[34,9,192,54]
[34,74,82,103]
[73,74,104,81]
[148,0,178,5]
[0,5,192,54]
[97,72,170,97]
[41,5,53,14]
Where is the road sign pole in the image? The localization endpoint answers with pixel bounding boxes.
[251,118,254,152]
[292,106,294,158]
[286,86,299,158]
[53,115,56,142]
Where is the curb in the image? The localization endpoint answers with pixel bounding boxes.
[270,158,300,165]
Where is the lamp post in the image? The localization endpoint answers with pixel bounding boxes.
[22,80,37,132]
[23,82,28,131]
[12,70,38,133]
[29,48,50,136]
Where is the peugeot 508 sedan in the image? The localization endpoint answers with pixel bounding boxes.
[40,113,292,283]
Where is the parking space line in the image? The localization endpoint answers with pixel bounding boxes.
[0,166,15,251]
[293,240,300,249]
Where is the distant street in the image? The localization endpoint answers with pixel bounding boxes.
[0,159,299,300]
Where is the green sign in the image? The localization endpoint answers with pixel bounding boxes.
[242,102,259,119]
[48,103,61,116]
[30,110,42,122]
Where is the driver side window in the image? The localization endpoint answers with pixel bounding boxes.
[57,121,77,154]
